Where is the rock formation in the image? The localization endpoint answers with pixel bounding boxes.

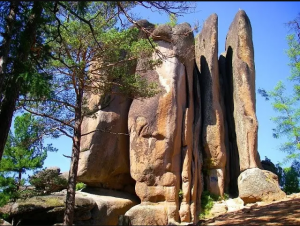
[77,83,135,192]
[219,51,240,197]
[125,22,202,224]
[224,10,262,172]
[74,10,282,225]
[0,189,138,225]
[195,14,226,197]
[0,10,287,226]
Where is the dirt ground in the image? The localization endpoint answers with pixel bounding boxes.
[198,194,300,225]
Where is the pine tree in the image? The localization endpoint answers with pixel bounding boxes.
[0,113,56,206]
[0,1,55,161]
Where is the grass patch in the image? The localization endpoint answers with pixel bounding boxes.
[45,197,64,206]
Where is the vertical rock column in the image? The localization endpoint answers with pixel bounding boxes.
[125,22,201,225]
[224,10,261,172]
[219,52,240,197]
[77,62,135,193]
[172,23,202,223]
[195,14,226,196]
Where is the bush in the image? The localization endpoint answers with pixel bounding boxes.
[199,191,215,219]
[199,191,229,219]
[76,182,86,191]
[29,168,68,194]
[0,174,19,206]
[283,166,300,194]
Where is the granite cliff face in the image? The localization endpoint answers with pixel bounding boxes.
[73,10,283,225]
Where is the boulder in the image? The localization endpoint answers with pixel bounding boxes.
[60,171,69,180]
[29,168,68,193]
[0,192,96,225]
[224,10,261,172]
[238,168,286,204]
[77,188,140,225]
[46,166,60,173]
[151,24,172,42]
[195,14,226,196]
[0,189,139,226]
[125,203,168,225]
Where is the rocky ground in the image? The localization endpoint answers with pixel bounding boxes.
[198,193,300,225]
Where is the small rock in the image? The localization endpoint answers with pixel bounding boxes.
[210,203,228,217]
[225,197,244,212]
[0,219,11,225]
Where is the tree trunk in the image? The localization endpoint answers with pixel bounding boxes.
[17,169,22,190]
[0,1,42,161]
[63,88,83,225]
[0,0,19,162]
[0,1,19,94]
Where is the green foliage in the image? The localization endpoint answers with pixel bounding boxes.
[0,113,57,206]
[29,168,68,194]
[178,189,183,200]
[24,2,162,133]
[258,14,300,164]
[222,193,230,200]
[75,182,86,191]
[0,113,56,175]
[0,173,18,206]
[199,191,229,219]
[283,166,300,194]
[262,156,300,193]
[0,1,55,106]
[166,13,178,27]
[199,191,215,219]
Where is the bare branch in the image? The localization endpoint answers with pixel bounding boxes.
[63,154,72,158]
[23,106,76,130]
[22,97,76,110]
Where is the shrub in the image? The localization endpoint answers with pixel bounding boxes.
[76,182,86,191]
[29,168,68,194]
[199,191,215,219]
[199,191,229,219]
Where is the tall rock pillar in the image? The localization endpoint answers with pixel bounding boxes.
[195,14,226,196]
[125,22,202,225]
[224,10,261,172]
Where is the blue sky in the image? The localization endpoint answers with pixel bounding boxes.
[41,1,300,174]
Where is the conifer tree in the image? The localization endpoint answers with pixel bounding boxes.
[0,113,56,206]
